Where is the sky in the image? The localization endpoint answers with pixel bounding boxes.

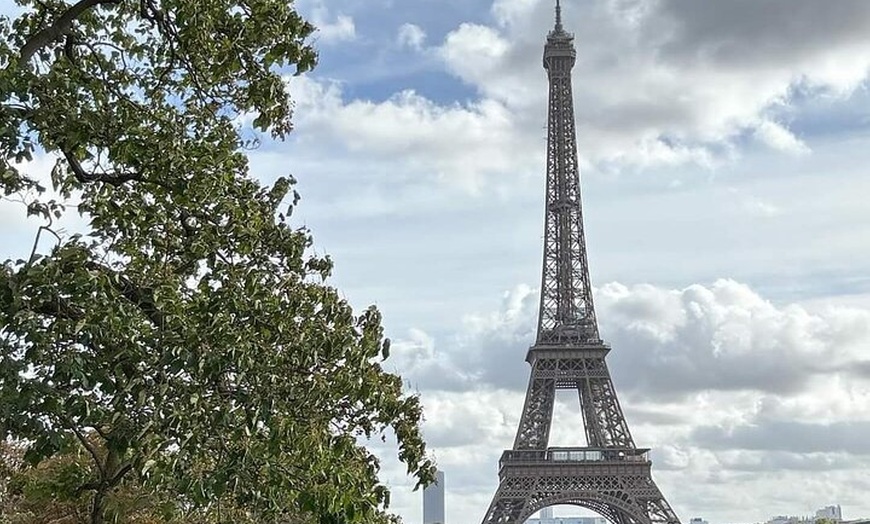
[4,1,870,523]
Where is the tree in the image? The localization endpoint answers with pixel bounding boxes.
[0,1,434,523]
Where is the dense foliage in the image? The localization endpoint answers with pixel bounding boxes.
[0,1,434,522]
[1,438,321,523]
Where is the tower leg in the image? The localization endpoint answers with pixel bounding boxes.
[512,363,556,449]
[481,486,526,524]
[576,360,634,448]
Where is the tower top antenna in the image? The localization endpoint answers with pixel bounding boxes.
[555,0,563,31]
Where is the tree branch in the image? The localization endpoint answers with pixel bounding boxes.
[62,149,140,187]
[18,0,124,66]
[91,425,110,440]
[21,261,165,328]
[61,415,106,479]
[109,461,133,486]
[84,262,166,327]
[30,295,86,320]
[75,480,102,494]
[27,223,62,267]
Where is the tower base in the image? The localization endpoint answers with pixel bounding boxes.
[481,447,679,524]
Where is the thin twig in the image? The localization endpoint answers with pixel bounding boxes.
[26,219,61,267]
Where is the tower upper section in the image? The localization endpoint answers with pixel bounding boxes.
[536,0,599,346]
[543,0,576,72]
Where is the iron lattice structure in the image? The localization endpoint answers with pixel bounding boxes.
[480,3,681,524]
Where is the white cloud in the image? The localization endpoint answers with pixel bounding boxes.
[440,23,511,83]
[601,279,870,398]
[491,0,539,28]
[287,75,534,192]
[397,23,427,50]
[741,195,783,218]
[391,279,870,402]
[420,390,521,450]
[434,0,870,169]
[311,7,356,44]
[754,120,810,154]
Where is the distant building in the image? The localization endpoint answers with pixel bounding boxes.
[766,507,847,524]
[423,470,445,524]
[525,516,608,524]
[690,517,709,524]
[766,515,810,524]
[816,506,843,522]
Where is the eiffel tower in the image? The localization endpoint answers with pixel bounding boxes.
[480,3,681,524]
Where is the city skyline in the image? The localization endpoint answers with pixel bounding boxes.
[2,0,870,523]
[434,495,857,524]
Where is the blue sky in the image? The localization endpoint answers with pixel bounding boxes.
[296,0,489,104]
[4,1,870,523]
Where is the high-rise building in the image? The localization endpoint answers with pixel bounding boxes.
[423,470,445,524]
[525,517,607,524]
[817,506,843,522]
